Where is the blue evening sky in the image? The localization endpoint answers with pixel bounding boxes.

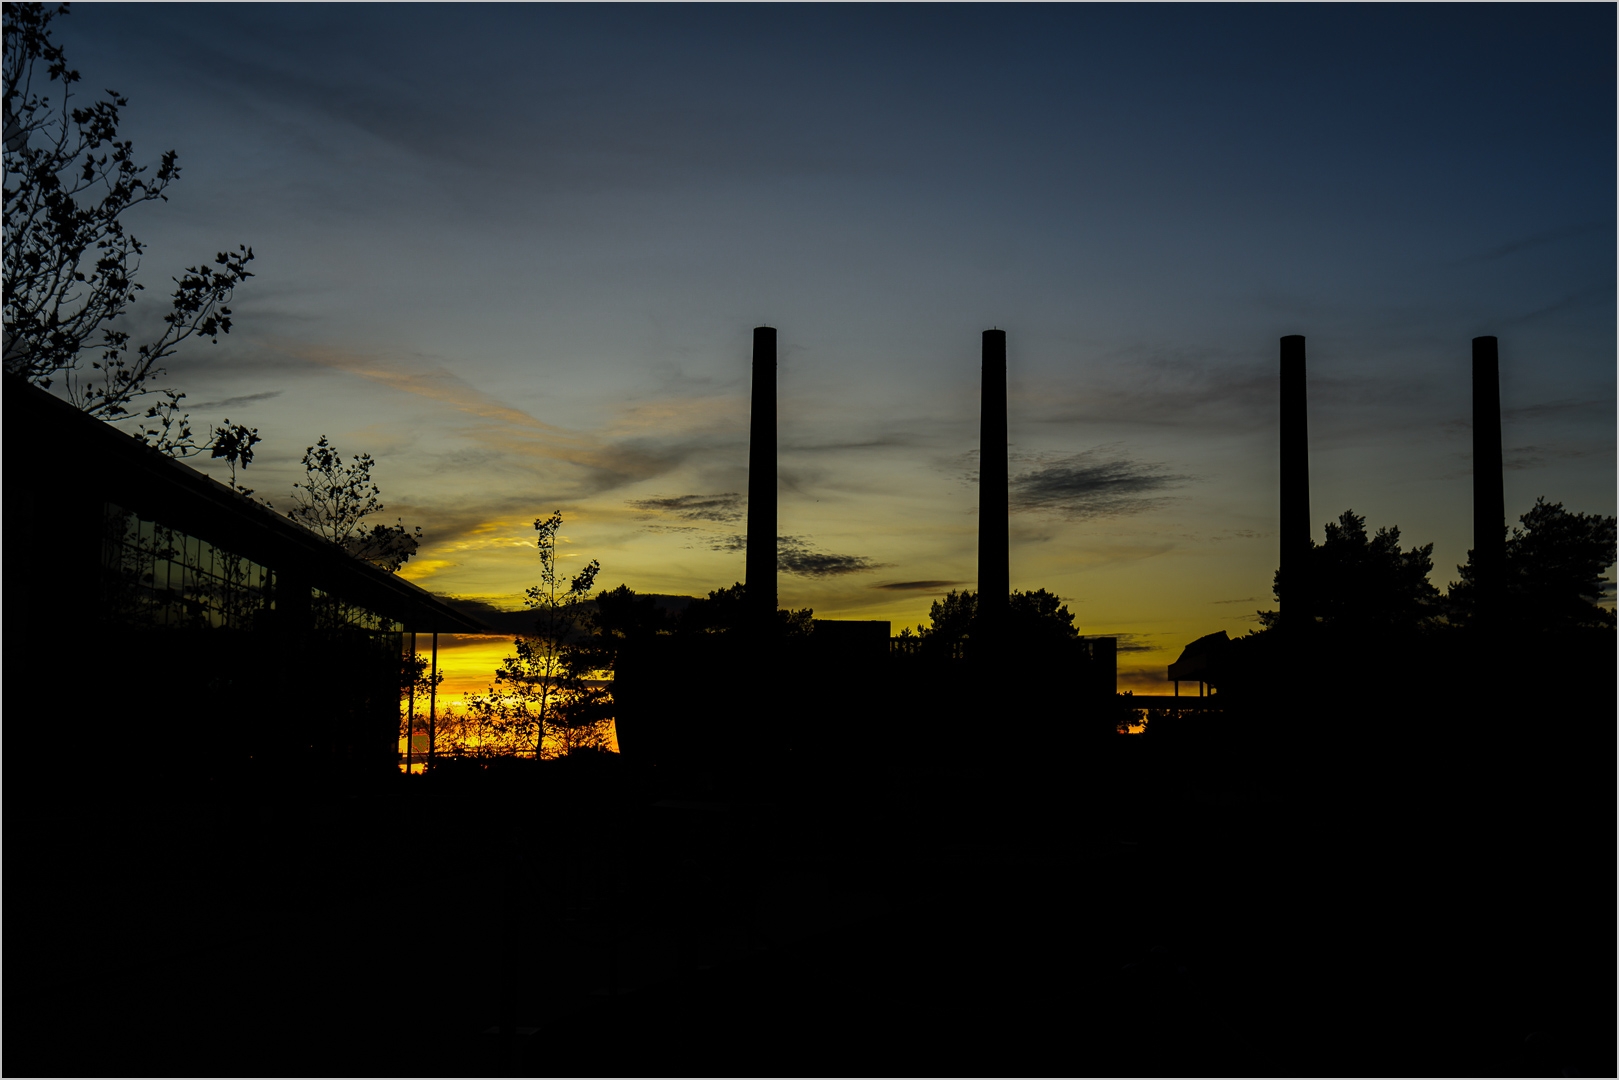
[50,3,1616,687]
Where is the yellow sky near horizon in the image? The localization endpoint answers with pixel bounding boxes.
[400,620,1209,707]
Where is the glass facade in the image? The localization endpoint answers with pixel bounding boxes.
[101,503,403,636]
[313,587,402,635]
[102,504,276,630]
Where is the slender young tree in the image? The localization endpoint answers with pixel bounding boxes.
[285,435,422,572]
[494,511,601,758]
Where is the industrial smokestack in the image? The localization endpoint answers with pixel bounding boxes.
[1280,335,1311,625]
[978,329,1009,621]
[1472,335,1505,616]
[746,326,778,628]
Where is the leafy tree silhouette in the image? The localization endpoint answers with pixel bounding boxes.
[207,418,260,497]
[676,581,813,636]
[1260,510,1439,634]
[679,581,750,634]
[918,588,976,656]
[286,435,422,573]
[3,2,255,454]
[1448,498,1617,632]
[1007,588,1083,646]
[914,587,1080,657]
[570,584,666,677]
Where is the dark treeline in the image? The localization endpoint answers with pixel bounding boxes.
[1182,498,1614,727]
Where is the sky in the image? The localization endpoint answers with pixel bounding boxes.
[47,3,1617,694]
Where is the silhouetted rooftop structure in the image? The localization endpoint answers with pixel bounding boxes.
[612,327,1123,764]
[1167,630,1230,696]
[7,378,487,634]
[4,375,488,783]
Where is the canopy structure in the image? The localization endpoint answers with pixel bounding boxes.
[1167,630,1231,696]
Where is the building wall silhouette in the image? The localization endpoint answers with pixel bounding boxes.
[3,377,486,786]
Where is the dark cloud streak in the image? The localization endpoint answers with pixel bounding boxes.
[189,389,285,411]
[1466,221,1609,264]
[707,533,883,577]
[630,492,745,522]
[777,543,882,578]
[1010,446,1190,520]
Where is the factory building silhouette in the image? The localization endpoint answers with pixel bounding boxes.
[613,327,1120,764]
[1167,332,1516,704]
[2,322,1551,770]
[612,325,1535,758]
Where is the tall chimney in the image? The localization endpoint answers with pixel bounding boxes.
[745,326,777,627]
[1279,335,1311,625]
[1472,335,1505,617]
[978,329,1009,621]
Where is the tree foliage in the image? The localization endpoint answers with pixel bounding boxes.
[1449,498,1617,632]
[3,2,254,452]
[399,650,445,756]
[285,435,422,572]
[919,589,977,651]
[471,512,606,759]
[286,436,380,543]
[1007,588,1082,645]
[914,587,1079,656]
[207,418,260,497]
[1261,510,1439,634]
[679,581,750,634]
[419,703,524,761]
[675,580,813,636]
[570,583,667,677]
[594,583,669,638]
[342,520,425,575]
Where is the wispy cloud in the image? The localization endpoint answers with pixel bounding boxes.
[293,346,697,493]
[189,389,285,411]
[1023,346,1275,431]
[1504,443,1596,471]
[708,533,884,576]
[629,492,745,522]
[783,432,929,453]
[1503,398,1608,423]
[1009,445,1191,519]
[1503,291,1600,326]
[1102,632,1161,653]
[872,579,963,591]
[1465,221,1609,264]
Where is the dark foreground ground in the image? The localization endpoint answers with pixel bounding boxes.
[9,734,1614,1077]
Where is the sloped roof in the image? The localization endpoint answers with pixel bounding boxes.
[8,376,491,634]
[1167,630,1230,681]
